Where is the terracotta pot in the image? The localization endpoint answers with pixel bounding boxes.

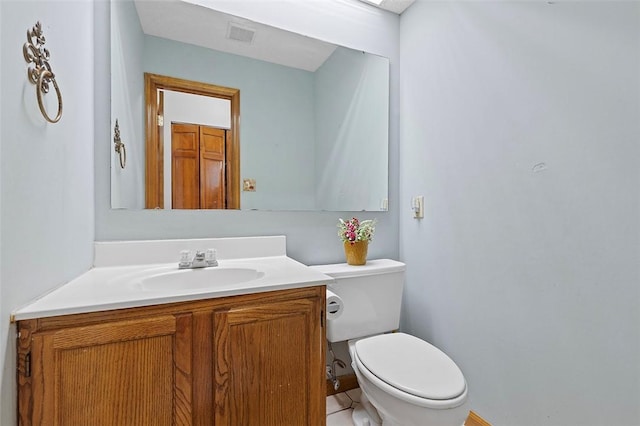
[343,240,368,265]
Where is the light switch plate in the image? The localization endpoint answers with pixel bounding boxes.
[412,195,424,219]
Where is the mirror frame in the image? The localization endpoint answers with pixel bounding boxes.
[144,73,241,209]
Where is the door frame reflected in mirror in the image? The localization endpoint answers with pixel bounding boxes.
[144,73,241,209]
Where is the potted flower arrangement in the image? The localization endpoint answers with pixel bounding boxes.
[338,217,376,265]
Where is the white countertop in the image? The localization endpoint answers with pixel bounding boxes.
[12,237,334,321]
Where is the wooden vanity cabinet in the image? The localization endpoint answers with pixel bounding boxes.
[17,286,326,426]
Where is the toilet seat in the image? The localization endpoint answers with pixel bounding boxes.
[353,333,467,409]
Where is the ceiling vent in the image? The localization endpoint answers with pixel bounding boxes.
[226,23,256,44]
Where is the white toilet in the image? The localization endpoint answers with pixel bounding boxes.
[312,259,468,426]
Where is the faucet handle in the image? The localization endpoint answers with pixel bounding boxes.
[205,248,218,267]
[179,250,191,268]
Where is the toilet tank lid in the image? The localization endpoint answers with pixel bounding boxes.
[355,333,466,401]
[309,259,405,278]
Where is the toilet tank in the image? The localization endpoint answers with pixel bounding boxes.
[310,259,405,342]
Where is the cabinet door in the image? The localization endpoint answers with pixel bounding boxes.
[199,126,226,209]
[172,123,200,209]
[213,297,324,426]
[28,314,193,426]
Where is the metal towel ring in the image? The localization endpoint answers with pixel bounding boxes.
[114,120,126,169]
[35,69,63,123]
[23,22,63,124]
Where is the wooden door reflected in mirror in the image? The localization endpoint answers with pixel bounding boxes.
[144,73,240,209]
[171,123,228,209]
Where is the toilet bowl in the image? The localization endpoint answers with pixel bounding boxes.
[311,259,469,426]
[349,333,468,426]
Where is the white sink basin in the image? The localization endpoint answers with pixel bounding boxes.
[12,236,338,321]
[132,267,264,292]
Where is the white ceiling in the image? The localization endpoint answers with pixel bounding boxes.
[134,0,338,72]
[363,0,415,14]
[133,0,415,72]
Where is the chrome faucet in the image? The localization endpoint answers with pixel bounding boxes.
[179,249,218,269]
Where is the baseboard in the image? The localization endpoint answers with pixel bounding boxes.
[465,410,492,426]
[326,373,359,396]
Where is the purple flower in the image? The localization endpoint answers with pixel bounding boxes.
[337,217,376,244]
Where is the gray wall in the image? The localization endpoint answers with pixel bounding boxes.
[399,1,640,425]
[96,0,401,266]
[0,1,96,424]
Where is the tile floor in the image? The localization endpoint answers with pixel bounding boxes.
[327,390,471,426]
[326,388,361,426]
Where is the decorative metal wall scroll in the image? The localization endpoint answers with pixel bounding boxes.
[23,21,63,123]
[114,120,126,169]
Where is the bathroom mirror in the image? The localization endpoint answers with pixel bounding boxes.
[111,0,390,211]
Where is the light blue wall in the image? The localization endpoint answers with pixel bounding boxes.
[399,2,640,425]
[110,0,145,209]
[314,48,389,211]
[0,1,95,424]
[0,2,4,422]
[95,0,401,266]
[142,35,317,210]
